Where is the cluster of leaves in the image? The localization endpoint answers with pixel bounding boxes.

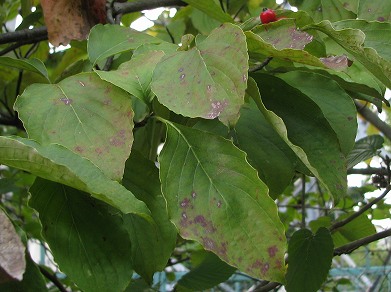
[1,0,391,291]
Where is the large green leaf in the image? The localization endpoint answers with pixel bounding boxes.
[347,135,384,169]
[88,24,163,65]
[357,0,391,21]
[121,151,177,284]
[251,74,347,201]
[96,51,165,105]
[152,23,248,126]
[277,71,357,155]
[159,120,286,282]
[236,93,297,197]
[176,252,236,291]
[15,72,133,181]
[246,21,345,70]
[332,213,376,247]
[289,0,356,22]
[182,0,233,23]
[29,179,133,292]
[304,20,391,88]
[0,136,149,216]
[286,228,334,292]
[332,20,391,62]
[0,57,49,82]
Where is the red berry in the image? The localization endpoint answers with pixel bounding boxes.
[260,8,277,24]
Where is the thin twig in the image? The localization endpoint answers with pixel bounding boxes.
[233,4,246,19]
[334,229,391,256]
[249,57,273,73]
[330,185,391,232]
[113,0,186,15]
[38,266,68,292]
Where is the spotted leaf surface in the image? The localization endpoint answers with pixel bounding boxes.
[15,72,133,181]
[159,121,286,282]
[152,23,248,126]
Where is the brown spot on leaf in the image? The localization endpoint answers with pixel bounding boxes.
[202,237,216,250]
[191,191,197,198]
[74,146,84,153]
[217,200,222,208]
[206,100,228,119]
[268,245,278,257]
[378,17,385,22]
[103,98,112,106]
[109,130,126,147]
[104,86,112,94]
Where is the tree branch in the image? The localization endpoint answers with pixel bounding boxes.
[329,185,391,232]
[355,101,391,141]
[0,0,187,49]
[249,57,273,73]
[38,266,67,292]
[348,167,389,176]
[334,229,391,256]
[112,0,186,15]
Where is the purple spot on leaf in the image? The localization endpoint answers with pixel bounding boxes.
[191,191,197,198]
[178,68,184,72]
[60,97,72,105]
[202,237,216,250]
[180,74,185,80]
[74,146,84,153]
[194,215,207,227]
[268,245,278,257]
[217,201,222,208]
[180,198,191,208]
[378,16,385,21]
[207,100,228,119]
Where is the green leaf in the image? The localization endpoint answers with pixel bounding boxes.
[15,72,133,181]
[251,74,347,202]
[191,8,221,34]
[245,27,335,70]
[88,24,163,65]
[290,0,356,22]
[152,23,248,126]
[29,179,133,292]
[0,57,49,82]
[176,252,236,291]
[286,228,334,292]
[236,93,297,197]
[0,136,149,216]
[357,1,391,21]
[121,151,177,283]
[347,135,384,169]
[303,20,391,88]
[96,51,165,104]
[332,20,391,62]
[182,0,233,23]
[159,120,286,282]
[332,213,376,247]
[277,71,357,155]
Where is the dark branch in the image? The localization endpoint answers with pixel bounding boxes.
[113,0,186,15]
[329,185,391,232]
[0,26,47,45]
[334,229,391,256]
[0,0,187,49]
[38,266,67,292]
[348,167,389,176]
[249,57,273,73]
[355,101,391,141]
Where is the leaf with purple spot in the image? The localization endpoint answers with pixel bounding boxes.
[159,120,286,282]
[15,72,134,181]
[152,23,248,126]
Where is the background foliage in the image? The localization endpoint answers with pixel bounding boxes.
[0,0,391,291]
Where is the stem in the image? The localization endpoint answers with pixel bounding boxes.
[348,167,388,176]
[334,229,391,256]
[113,0,186,15]
[329,185,391,232]
[38,266,67,292]
[249,57,273,73]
